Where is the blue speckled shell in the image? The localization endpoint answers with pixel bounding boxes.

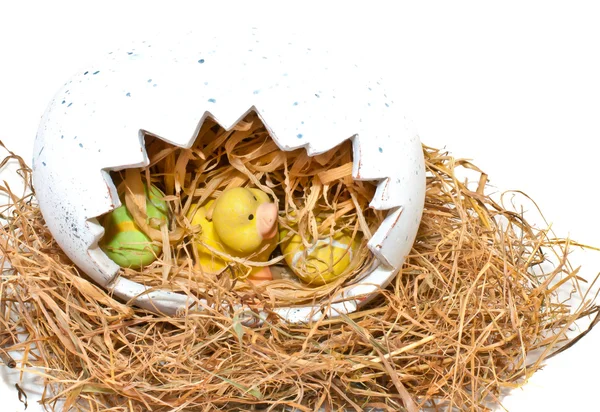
[32,30,425,322]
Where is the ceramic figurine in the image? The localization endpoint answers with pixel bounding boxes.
[189,187,278,281]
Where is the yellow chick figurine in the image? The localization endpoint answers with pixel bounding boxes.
[189,187,278,281]
[280,222,360,286]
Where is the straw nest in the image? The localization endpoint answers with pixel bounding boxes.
[0,122,598,411]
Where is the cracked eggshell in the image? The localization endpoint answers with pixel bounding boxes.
[32,31,426,323]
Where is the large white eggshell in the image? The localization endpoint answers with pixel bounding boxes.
[32,31,425,322]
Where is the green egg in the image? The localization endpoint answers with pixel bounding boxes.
[100,184,168,269]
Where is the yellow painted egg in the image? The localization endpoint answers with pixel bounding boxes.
[280,229,360,286]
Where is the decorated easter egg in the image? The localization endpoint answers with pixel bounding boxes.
[100,184,168,269]
[31,30,426,322]
[280,230,359,286]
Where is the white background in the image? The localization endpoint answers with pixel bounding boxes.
[1,1,599,411]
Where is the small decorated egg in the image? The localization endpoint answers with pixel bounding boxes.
[280,229,360,286]
[100,184,168,269]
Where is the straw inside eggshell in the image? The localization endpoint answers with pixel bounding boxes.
[112,112,382,305]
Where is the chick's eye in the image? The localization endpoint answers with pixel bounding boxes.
[248,214,254,220]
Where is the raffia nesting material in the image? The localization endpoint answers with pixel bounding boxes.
[0,136,598,411]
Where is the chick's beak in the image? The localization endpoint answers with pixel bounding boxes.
[256,203,278,240]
